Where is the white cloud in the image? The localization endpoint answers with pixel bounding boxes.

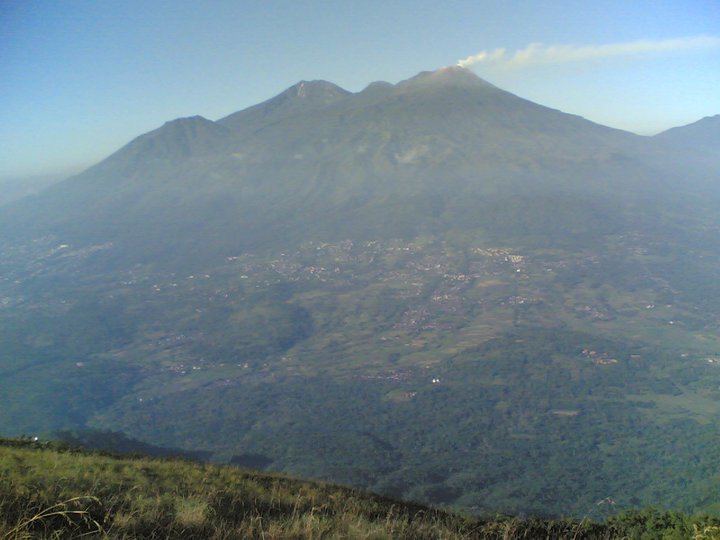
[457,36,720,69]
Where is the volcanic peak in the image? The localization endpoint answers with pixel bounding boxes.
[397,65,497,90]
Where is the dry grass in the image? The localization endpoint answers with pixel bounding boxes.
[1,438,717,539]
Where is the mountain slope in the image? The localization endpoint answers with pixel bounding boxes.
[0,67,694,268]
[655,114,720,149]
[2,67,720,518]
[6,437,712,539]
[653,115,720,177]
[219,79,351,132]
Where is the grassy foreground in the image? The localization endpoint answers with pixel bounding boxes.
[1,438,719,539]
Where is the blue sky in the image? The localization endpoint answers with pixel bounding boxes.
[1,0,719,179]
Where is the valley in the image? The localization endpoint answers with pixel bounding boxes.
[3,228,720,516]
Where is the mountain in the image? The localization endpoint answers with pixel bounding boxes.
[108,115,231,164]
[1,67,720,518]
[655,114,720,150]
[653,115,720,176]
[0,66,691,268]
[219,79,351,131]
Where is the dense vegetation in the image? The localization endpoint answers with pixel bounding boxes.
[2,437,720,539]
[3,235,720,517]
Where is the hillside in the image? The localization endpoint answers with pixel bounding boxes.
[1,437,716,539]
[1,67,720,517]
[653,115,720,177]
[655,114,720,150]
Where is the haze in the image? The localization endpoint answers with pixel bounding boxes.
[1,0,719,181]
[1,4,720,517]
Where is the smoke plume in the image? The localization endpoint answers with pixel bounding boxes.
[457,36,720,69]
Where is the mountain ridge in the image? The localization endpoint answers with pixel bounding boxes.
[24,66,716,195]
[654,113,720,147]
[218,79,351,132]
[0,67,712,268]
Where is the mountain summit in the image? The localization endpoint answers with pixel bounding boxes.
[113,115,229,163]
[219,80,350,131]
[398,65,497,89]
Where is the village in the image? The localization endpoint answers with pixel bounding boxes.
[1,232,718,389]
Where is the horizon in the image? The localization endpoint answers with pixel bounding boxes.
[2,5,720,520]
[2,1,719,180]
